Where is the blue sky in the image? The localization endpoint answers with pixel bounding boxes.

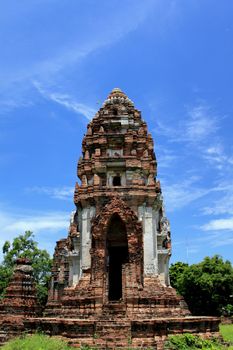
[0,0,233,264]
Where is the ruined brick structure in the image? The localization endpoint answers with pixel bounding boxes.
[45,88,183,319]
[0,89,220,349]
[0,258,39,316]
[0,258,40,344]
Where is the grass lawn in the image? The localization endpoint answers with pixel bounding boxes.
[220,323,233,349]
[220,324,233,343]
[1,333,73,350]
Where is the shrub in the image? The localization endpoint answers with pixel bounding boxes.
[164,333,223,350]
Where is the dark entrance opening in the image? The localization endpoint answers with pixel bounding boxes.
[113,176,121,186]
[107,214,129,301]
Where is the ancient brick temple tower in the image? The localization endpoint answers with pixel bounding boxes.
[0,89,220,349]
[46,88,180,319]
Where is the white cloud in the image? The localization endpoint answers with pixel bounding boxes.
[5,214,68,233]
[201,218,233,232]
[202,144,233,169]
[155,146,178,169]
[190,231,233,249]
[31,1,155,77]
[0,99,33,114]
[184,105,218,142]
[0,208,70,261]
[153,103,233,175]
[163,185,209,211]
[155,120,174,138]
[155,104,219,144]
[172,229,233,253]
[33,81,96,120]
[203,195,233,216]
[48,93,96,120]
[0,210,69,235]
[26,186,74,201]
[162,176,211,211]
[0,0,157,112]
[211,233,233,247]
[202,180,233,216]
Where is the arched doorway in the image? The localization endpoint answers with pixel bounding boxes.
[107,214,129,301]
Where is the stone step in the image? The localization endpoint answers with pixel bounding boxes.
[100,316,127,320]
[96,328,130,333]
[100,316,127,321]
[102,310,126,314]
[131,338,157,348]
[97,330,129,337]
[102,311,127,315]
[96,321,130,327]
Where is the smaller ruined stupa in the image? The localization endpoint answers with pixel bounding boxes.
[0,258,39,316]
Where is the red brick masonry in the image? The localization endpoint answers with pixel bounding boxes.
[0,89,220,349]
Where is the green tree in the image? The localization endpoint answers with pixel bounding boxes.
[169,261,188,290]
[0,231,52,306]
[170,255,233,316]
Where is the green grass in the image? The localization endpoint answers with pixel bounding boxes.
[1,333,73,350]
[220,324,233,344]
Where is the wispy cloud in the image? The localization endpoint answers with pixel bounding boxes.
[188,231,233,250]
[155,146,178,169]
[30,1,156,78]
[26,186,74,201]
[0,1,157,112]
[184,105,219,142]
[172,229,233,256]
[155,104,219,144]
[153,103,232,175]
[33,81,96,120]
[202,144,233,170]
[0,210,69,235]
[202,180,233,216]
[0,208,70,261]
[0,99,33,114]
[201,218,233,232]
[199,221,233,248]
[162,176,211,211]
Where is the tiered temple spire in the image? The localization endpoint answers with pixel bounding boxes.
[0,89,220,349]
[46,88,180,318]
